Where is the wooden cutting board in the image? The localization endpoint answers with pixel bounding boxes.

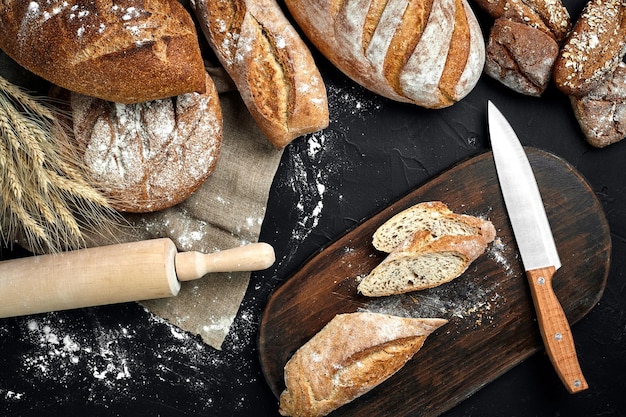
[258,148,611,417]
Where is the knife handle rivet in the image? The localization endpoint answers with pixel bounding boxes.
[537,277,546,285]
[573,379,582,388]
[555,332,563,341]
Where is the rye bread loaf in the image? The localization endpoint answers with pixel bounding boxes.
[278,312,447,417]
[0,0,206,104]
[66,72,222,213]
[553,0,626,97]
[282,0,485,109]
[570,62,626,148]
[359,201,496,296]
[191,0,329,149]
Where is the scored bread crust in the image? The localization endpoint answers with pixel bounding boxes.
[191,0,329,149]
[278,312,448,417]
[283,0,485,109]
[0,0,206,104]
[68,72,223,213]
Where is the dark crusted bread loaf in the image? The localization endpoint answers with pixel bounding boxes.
[553,0,626,97]
[359,201,496,296]
[570,62,626,148]
[191,0,329,149]
[278,312,447,417]
[67,72,222,213]
[282,0,485,109]
[0,0,206,103]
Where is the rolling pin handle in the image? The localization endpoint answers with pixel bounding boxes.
[175,242,276,281]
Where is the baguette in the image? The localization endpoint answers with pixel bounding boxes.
[191,0,329,149]
[283,0,485,109]
[278,312,447,417]
[0,0,206,104]
[359,201,495,296]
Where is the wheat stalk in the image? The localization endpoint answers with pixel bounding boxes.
[0,75,120,253]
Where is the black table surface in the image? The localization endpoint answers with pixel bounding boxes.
[1,1,625,415]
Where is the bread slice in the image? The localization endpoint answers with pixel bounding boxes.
[278,312,447,417]
[372,201,495,252]
[360,201,496,296]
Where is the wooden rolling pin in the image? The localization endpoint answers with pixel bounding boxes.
[0,238,275,318]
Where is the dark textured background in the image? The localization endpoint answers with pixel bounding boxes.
[1,0,625,415]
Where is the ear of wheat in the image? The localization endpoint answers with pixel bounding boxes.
[0,75,120,253]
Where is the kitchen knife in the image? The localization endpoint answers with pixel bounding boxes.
[488,101,588,393]
[0,238,275,318]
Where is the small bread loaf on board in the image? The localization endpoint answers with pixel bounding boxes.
[278,312,447,417]
[68,73,223,213]
[359,201,495,296]
[191,0,329,149]
[553,0,626,97]
[570,62,626,148]
[0,0,206,104]
[282,0,485,109]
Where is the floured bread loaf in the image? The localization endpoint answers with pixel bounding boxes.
[0,0,206,103]
[359,201,495,296]
[278,312,447,417]
[191,0,329,149]
[66,72,222,213]
[553,0,626,97]
[283,0,485,109]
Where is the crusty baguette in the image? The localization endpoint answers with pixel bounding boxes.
[0,0,206,104]
[278,312,447,417]
[283,0,485,109]
[191,0,329,149]
[553,0,626,97]
[372,201,495,253]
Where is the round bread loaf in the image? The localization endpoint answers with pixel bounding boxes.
[69,73,222,213]
[0,0,206,103]
[283,0,485,109]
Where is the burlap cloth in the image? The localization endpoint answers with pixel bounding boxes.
[1,53,284,350]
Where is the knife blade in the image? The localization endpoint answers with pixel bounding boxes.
[488,101,588,393]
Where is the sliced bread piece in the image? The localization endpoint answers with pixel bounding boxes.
[358,234,493,296]
[372,201,494,253]
[278,312,447,417]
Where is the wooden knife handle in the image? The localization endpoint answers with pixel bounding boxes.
[526,266,588,393]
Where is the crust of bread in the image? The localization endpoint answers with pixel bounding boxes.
[0,0,206,104]
[553,0,626,97]
[192,0,329,149]
[69,73,222,213]
[278,312,447,417]
[283,0,485,109]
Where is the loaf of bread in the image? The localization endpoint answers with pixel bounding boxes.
[477,0,570,96]
[278,312,448,417]
[191,0,329,149]
[0,0,206,104]
[570,62,626,148]
[359,201,495,296]
[282,0,485,109]
[64,72,222,213]
[553,0,626,97]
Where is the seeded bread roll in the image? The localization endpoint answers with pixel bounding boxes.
[67,72,222,213]
[191,0,329,149]
[283,0,485,109]
[570,62,626,148]
[360,201,496,296]
[553,0,626,97]
[0,0,206,104]
[278,312,448,417]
